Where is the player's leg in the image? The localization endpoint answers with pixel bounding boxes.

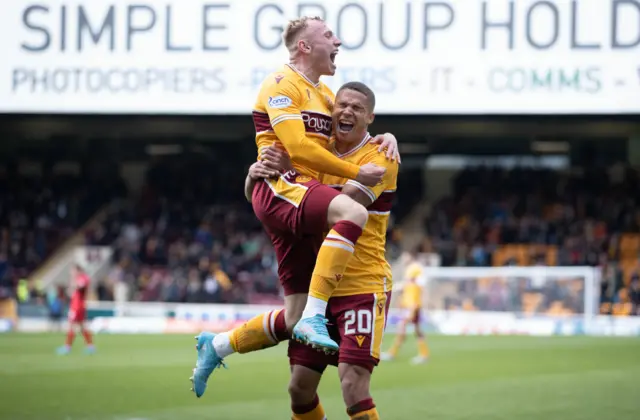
[289,365,326,420]
[381,316,408,361]
[190,222,316,397]
[190,307,291,397]
[288,326,336,420]
[190,301,298,398]
[209,305,291,358]
[58,324,75,355]
[78,319,95,354]
[339,363,380,420]
[305,194,368,306]
[412,314,429,365]
[332,292,390,419]
[58,309,79,354]
[213,233,312,355]
[294,189,367,351]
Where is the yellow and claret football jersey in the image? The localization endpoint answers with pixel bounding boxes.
[321,133,399,297]
[402,282,422,309]
[252,64,360,206]
[405,261,423,283]
[402,262,424,308]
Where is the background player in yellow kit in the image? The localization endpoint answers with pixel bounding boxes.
[381,250,430,364]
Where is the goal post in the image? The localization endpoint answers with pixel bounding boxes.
[389,266,601,336]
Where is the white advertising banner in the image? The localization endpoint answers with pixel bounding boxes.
[0,0,639,114]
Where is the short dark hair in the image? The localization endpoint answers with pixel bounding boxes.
[337,81,376,112]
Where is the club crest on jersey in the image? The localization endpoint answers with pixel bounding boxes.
[268,95,292,109]
[324,94,334,110]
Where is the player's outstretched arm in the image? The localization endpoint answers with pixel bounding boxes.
[273,117,387,187]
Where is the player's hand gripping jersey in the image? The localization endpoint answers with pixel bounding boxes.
[252,64,361,206]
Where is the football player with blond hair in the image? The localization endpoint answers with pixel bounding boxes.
[190,16,401,408]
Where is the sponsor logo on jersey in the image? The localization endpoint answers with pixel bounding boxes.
[301,111,332,137]
[355,335,366,347]
[268,95,292,109]
[282,170,312,185]
[283,170,299,183]
[275,75,284,84]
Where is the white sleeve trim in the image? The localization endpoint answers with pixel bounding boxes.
[345,180,376,203]
[271,114,302,127]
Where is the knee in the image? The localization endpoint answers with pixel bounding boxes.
[347,202,369,228]
[330,196,368,228]
[288,377,316,405]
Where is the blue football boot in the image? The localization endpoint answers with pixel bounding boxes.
[190,332,226,398]
[292,314,339,354]
[56,345,71,355]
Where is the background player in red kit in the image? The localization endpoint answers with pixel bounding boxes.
[57,264,95,355]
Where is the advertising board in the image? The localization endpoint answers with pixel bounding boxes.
[0,0,638,114]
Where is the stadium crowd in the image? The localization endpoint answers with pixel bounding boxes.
[0,162,126,300]
[4,158,639,315]
[84,156,282,305]
[84,155,405,306]
[422,166,640,315]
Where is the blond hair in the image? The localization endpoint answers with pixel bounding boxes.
[282,16,324,52]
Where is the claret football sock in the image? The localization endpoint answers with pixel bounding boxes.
[303,220,363,318]
[213,309,289,358]
[347,398,380,420]
[292,394,327,420]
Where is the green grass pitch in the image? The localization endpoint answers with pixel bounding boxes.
[0,333,639,419]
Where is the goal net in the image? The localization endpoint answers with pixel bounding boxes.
[390,266,600,336]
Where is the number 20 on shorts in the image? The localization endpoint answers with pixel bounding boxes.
[344,309,373,335]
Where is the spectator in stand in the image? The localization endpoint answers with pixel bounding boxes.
[86,157,281,305]
[422,165,640,316]
[629,277,640,316]
[47,286,65,332]
[1,162,126,292]
[426,166,640,269]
